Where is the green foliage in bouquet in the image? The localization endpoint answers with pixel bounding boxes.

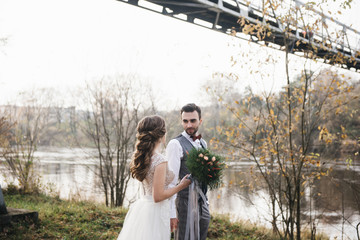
[186,148,225,190]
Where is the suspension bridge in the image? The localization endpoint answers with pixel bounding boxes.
[116,0,360,71]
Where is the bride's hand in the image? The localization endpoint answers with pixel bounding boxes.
[179,174,192,189]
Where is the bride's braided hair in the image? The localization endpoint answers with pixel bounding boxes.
[130,115,166,182]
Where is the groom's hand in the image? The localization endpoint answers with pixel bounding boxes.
[170,218,178,232]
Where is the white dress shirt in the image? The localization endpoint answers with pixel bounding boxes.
[166,131,207,218]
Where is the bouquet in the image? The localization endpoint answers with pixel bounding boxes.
[186,148,225,190]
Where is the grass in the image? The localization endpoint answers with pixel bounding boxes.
[2,192,127,240]
[208,214,279,240]
[1,191,326,240]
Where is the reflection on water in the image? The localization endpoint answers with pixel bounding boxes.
[208,162,360,240]
[1,147,359,239]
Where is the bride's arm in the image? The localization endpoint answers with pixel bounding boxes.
[153,162,191,203]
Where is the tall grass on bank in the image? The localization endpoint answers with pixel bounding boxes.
[1,190,328,240]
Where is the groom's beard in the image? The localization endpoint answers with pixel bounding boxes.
[185,127,198,136]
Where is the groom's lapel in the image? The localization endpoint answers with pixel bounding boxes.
[200,138,207,149]
[182,135,195,151]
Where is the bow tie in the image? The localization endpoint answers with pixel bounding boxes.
[191,134,202,141]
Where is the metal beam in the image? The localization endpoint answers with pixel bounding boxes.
[116,0,360,71]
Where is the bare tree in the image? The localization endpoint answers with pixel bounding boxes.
[0,115,13,213]
[0,88,55,193]
[80,75,155,207]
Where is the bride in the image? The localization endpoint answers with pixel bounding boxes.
[117,115,191,240]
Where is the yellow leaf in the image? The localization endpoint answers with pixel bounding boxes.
[341,125,345,132]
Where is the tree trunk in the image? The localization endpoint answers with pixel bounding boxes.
[296,178,301,240]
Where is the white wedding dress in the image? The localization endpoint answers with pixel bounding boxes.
[117,153,175,240]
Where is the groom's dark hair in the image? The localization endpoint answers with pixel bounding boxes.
[181,103,201,119]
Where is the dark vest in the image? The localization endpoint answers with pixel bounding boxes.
[175,134,207,200]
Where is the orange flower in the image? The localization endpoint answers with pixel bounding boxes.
[204,156,208,160]
[199,153,204,158]
[212,156,216,162]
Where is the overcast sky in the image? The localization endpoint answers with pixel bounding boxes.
[0,0,359,110]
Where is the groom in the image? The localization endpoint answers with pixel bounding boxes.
[166,103,210,240]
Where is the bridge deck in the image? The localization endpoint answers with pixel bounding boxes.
[117,0,360,71]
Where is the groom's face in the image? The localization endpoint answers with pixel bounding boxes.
[181,111,202,136]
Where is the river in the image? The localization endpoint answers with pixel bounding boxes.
[1,147,359,239]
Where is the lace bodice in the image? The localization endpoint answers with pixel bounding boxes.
[142,153,175,196]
